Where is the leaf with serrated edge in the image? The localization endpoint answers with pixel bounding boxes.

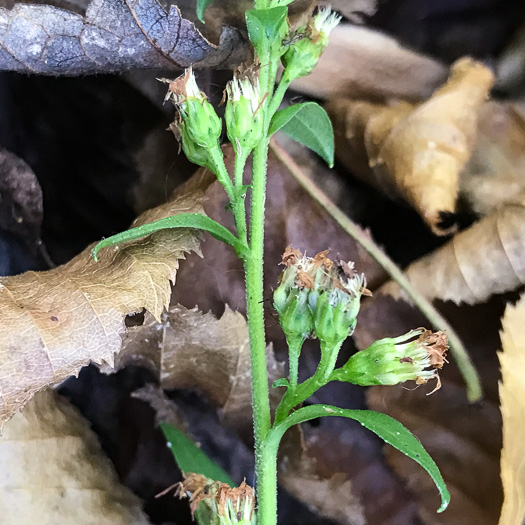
[0,390,150,524]
[0,175,212,425]
[498,293,525,524]
[116,304,284,441]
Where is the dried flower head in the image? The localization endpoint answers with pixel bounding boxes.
[274,248,368,348]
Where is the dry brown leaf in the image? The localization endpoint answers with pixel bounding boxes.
[498,294,525,525]
[461,101,525,215]
[380,198,525,305]
[328,57,494,235]
[117,304,284,440]
[0,389,150,524]
[281,472,365,525]
[0,174,211,425]
[359,294,504,525]
[291,24,447,101]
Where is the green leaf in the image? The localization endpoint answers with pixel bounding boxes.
[196,0,213,23]
[271,405,450,513]
[245,7,288,58]
[92,213,248,260]
[269,102,335,167]
[160,423,235,486]
[272,378,290,389]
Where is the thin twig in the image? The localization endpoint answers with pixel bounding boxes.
[270,139,482,402]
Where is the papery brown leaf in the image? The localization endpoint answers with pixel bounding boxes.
[0,0,248,75]
[280,471,365,525]
[117,304,284,440]
[291,24,447,102]
[498,294,525,525]
[0,175,210,425]
[358,294,503,525]
[461,101,525,215]
[328,57,494,235]
[0,389,150,524]
[380,198,525,305]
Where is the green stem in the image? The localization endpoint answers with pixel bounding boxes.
[267,79,291,118]
[287,336,304,390]
[244,139,273,525]
[210,146,235,201]
[233,148,250,248]
[269,140,483,402]
[274,340,343,423]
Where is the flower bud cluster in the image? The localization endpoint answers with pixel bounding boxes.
[225,71,264,154]
[176,473,256,525]
[163,68,222,171]
[274,247,368,348]
[333,329,449,392]
[281,8,341,82]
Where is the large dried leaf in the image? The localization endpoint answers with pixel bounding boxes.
[381,198,525,305]
[291,24,447,102]
[118,304,284,440]
[0,175,210,425]
[498,294,525,525]
[461,101,525,215]
[0,0,248,75]
[0,389,150,524]
[358,294,504,525]
[327,57,494,235]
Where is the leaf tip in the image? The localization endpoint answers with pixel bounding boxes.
[437,490,451,513]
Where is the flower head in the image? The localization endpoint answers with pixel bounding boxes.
[334,328,449,392]
[161,68,222,166]
[274,247,368,348]
[225,71,264,153]
[174,473,256,525]
[312,8,342,41]
[281,8,341,82]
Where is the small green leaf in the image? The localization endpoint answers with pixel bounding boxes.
[160,423,235,486]
[92,213,249,260]
[272,378,290,389]
[196,0,213,23]
[269,102,335,167]
[245,7,288,58]
[272,405,450,513]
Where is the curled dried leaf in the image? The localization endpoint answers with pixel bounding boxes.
[380,198,525,305]
[0,390,150,524]
[328,57,494,235]
[0,177,211,425]
[498,294,525,525]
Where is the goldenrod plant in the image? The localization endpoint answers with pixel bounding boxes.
[93,2,450,523]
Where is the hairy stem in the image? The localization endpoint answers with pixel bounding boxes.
[244,139,274,525]
[233,148,249,248]
[274,340,343,423]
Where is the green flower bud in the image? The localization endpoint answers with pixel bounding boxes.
[333,329,448,392]
[281,8,341,82]
[162,68,222,168]
[225,75,264,153]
